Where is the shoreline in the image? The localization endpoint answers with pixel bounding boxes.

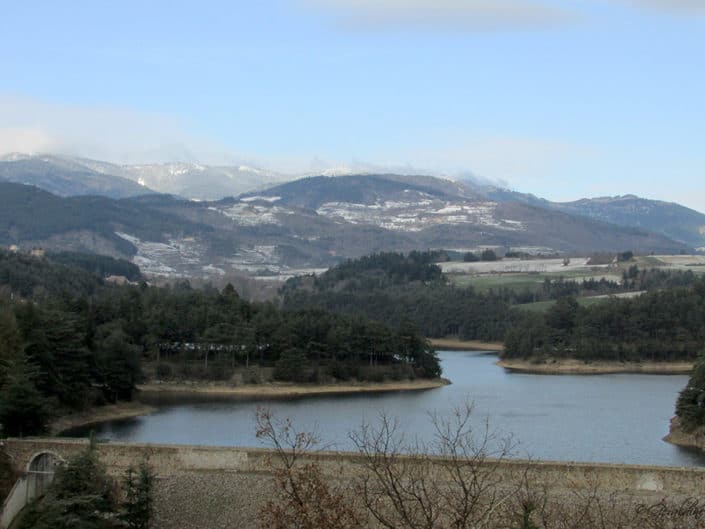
[49,379,449,435]
[137,377,450,398]
[663,417,705,453]
[50,401,157,435]
[497,358,694,375]
[429,338,504,352]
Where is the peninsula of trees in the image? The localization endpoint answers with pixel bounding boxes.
[0,249,439,437]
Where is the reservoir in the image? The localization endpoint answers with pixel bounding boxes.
[68,351,705,466]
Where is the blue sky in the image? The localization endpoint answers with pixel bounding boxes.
[1,0,703,210]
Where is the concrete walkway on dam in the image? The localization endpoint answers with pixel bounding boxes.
[2,438,705,529]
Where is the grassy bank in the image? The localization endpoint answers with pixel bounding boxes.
[497,358,694,375]
[138,378,450,398]
[429,337,504,352]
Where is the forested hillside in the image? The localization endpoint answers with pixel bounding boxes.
[503,281,705,362]
[0,252,438,437]
[282,252,705,360]
[281,251,515,341]
[0,183,211,257]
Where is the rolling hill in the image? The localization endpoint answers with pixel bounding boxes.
[0,173,694,279]
[482,186,705,250]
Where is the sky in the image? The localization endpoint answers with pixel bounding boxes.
[0,0,704,210]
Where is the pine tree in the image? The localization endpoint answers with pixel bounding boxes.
[676,355,705,432]
[0,305,21,385]
[121,460,154,529]
[0,353,50,437]
[94,324,141,402]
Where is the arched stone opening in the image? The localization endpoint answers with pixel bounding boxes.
[25,451,63,499]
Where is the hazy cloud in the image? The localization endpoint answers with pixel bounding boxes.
[625,0,705,15]
[0,95,239,165]
[377,135,596,188]
[0,96,592,192]
[300,0,577,31]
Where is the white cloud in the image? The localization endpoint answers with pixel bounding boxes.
[300,0,577,31]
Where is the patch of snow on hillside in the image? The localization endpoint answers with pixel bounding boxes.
[315,200,525,232]
[115,232,206,277]
[202,264,225,275]
[240,195,281,203]
[212,202,293,226]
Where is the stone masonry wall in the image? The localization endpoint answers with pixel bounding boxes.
[2,438,705,529]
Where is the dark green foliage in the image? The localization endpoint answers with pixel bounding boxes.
[0,249,440,423]
[20,308,93,409]
[298,251,445,291]
[282,251,705,365]
[0,304,21,384]
[0,354,50,437]
[463,252,480,262]
[121,460,154,529]
[676,356,705,432]
[93,324,141,402]
[0,248,105,299]
[48,252,143,281]
[16,444,117,529]
[281,252,517,342]
[504,278,705,362]
[274,348,310,382]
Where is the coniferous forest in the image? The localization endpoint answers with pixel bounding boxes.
[0,249,439,437]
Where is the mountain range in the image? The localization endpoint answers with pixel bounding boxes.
[2,153,703,278]
[483,187,705,250]
[0,153,287,200]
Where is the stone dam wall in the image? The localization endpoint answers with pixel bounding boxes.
[2,438,705,529]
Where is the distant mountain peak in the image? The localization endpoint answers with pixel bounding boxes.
[0,153,288,201]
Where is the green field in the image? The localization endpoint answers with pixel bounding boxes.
[513,296,612,313]
[448,271,622,293]
[449,273,545,292]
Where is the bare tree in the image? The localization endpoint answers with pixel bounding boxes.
[255,407,365,529]
[350,402,524,529]
[256,404,705,529]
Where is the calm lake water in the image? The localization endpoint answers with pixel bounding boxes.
[67,351,705,466]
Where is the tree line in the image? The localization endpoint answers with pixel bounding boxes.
[504,280,705,362]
